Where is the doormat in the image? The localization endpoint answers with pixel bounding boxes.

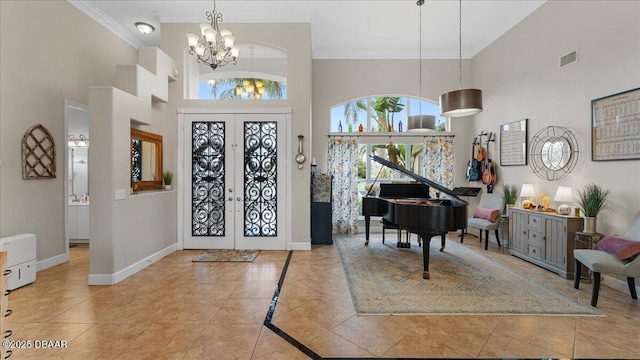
[192,249,260,262]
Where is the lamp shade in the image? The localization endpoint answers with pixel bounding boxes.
[407,115,435,132]
[554,186,574,203]
[520,183,535,198]
[554,186,574,215]
[439,89,483,117]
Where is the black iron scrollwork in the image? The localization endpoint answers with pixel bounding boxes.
[244,121,277,237]
[192,122,226,236]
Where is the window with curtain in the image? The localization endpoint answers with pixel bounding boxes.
[327,137,360,234]
[328,134,455,233]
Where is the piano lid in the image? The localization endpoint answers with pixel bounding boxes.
[370,154,467,204]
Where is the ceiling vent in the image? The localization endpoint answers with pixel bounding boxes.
[560,50,578,68]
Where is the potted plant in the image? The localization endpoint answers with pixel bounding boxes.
[502,184,519,216]
[577,183,610,233]
[163,171,173,191]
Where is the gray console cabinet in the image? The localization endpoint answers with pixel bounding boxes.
[509,208,583,279]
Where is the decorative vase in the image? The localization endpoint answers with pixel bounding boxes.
[584,217,597,233]
[164,185,172,191]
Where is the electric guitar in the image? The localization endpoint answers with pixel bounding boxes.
[466,137,480,181]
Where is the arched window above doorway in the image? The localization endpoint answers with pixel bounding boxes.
[330,95,446,133]
[329,95,450,207]
[185,42,287,100]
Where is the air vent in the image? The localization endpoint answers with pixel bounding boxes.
[560,50,578,68]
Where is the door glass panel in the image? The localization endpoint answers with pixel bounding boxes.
[244,121,277,237]
[192,121,226,236]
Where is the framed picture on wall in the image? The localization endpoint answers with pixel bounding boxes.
[591,87,640,161]
[499,119,528,166]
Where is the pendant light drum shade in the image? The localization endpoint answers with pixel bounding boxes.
[439,89,483,117]
[438,0,483,118]
[407,115,436,131]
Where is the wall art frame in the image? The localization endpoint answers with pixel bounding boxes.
[22,124,56,179]
[591,87,640,161]
[499,118,528,166]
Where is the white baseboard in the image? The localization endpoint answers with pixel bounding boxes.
[37,253,69,272]
[602,274,640,296]
[289,241,311,251]
[88,243,178,285]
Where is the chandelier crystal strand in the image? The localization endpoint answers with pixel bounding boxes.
[186,0,239,70]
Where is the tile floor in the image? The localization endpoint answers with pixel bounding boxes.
[7,235,640,359]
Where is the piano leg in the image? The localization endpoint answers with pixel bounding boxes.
[420,232,437,279]
[364,216,371,246]
[440,234,446,252]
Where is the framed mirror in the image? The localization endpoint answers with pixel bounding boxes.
[529,126,579,181]
[541,138,571,170]
[131,128,163,191]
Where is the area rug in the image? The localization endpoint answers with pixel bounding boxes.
[336,237,600,316]
[192,249,260,262]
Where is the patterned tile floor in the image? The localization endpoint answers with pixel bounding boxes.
[7,235,640,359]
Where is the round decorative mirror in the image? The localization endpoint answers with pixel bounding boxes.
[541,137,571,170]
[529,126,579,181]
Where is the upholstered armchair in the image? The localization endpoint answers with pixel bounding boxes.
[461,193,504,250]
[574,211,640,306]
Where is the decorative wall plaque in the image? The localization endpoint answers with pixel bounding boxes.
[500,119,528,166]
[22,124,56,179]
[591,87,640,161]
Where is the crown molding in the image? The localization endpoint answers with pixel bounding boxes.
[67,0,144,49]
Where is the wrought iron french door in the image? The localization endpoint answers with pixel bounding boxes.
[182,112,286,250]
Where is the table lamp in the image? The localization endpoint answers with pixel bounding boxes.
[554,186,574,215]
[520,183,535,209]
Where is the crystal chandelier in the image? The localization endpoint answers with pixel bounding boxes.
[186,0,239,70]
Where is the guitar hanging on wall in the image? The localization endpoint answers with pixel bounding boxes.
[481,132,497,193]
[465,137,481,181]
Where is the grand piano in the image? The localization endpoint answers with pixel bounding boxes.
[361,155,468,279]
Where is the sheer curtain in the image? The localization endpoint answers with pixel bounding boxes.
[327,137,360,234]
[421,136,455,190]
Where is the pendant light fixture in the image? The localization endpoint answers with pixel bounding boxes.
[408,0,436,132]
[186,0,239,71]
[439,0,483,117]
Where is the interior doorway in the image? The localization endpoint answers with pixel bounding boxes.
[64,100,90,250]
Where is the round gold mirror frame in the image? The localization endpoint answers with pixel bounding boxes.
[529,126,579,181]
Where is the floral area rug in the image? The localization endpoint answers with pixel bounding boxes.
[192,249,260,262]
[336,237,600,316]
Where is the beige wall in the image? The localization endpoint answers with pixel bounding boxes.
[471,0,640,235]
[311,59,472,174]
[0,1,137,262]
[161,23,312,247]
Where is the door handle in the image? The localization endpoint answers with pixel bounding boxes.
[237,197,242,201]
[228,197,233,201]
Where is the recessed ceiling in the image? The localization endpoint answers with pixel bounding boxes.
[68,0,546,59]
